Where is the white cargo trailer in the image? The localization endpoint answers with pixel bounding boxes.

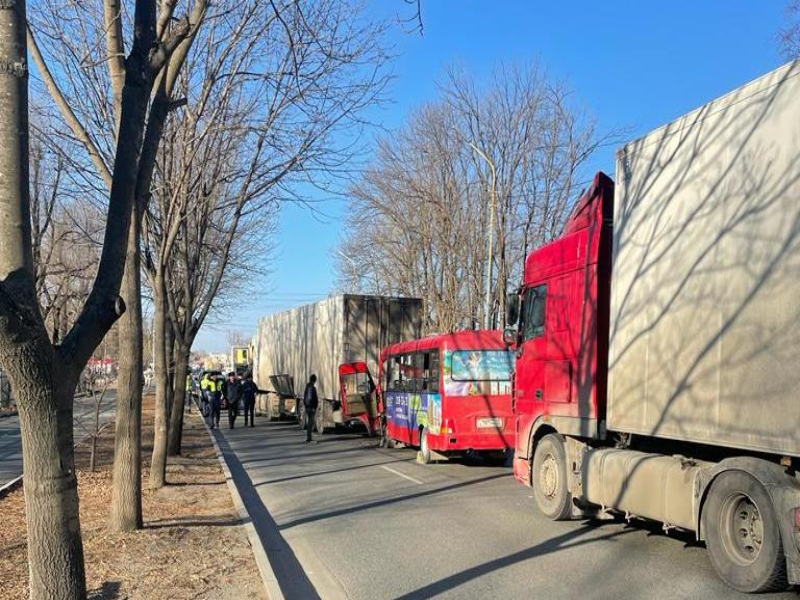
[253,295,423,430]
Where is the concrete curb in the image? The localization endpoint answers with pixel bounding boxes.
[196,410,285,600]
[0,474,23,496]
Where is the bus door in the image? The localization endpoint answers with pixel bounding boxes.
[338,362,380,435]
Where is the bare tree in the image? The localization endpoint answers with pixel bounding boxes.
[337,64,612,332]
[143,0,391,472]
[29,0,210,531]
[227,330,252,349]
[781,0,800,59]
[0,1,200,597]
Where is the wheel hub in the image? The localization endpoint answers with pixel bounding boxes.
[721,493,763,565]
[539,454,558,499]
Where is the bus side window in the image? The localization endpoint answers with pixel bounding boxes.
[422,353,430,391]
[428,350,440,393]
[399,354,413,392]
[412,353,425,393]
[390,355,403,392]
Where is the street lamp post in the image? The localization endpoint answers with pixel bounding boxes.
[470,142,498,329]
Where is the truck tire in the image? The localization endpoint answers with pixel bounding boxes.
[418,428,432,464]
[702,470,787,593]
[532,434,572,520]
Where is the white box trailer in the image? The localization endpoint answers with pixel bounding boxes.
[608,60,800,456]
[253,294,423,425]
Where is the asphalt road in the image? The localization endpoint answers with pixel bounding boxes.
[0,390,117,489]
[217,420,799,600]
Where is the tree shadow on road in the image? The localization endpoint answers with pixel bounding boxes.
[215,430,322,600]
[254,456,414,487]
[278,471,509,531]
[394,520,635,600]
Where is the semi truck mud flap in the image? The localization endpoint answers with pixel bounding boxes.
[513,454,531,486]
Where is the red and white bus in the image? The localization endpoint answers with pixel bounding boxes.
[374,330,515,463]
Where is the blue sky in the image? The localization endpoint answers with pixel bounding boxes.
[194,0,790,352]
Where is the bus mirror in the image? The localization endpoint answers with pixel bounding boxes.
[506,294,520,326]
[503,327,517,347]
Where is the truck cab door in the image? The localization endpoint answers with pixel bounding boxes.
[338,362,380,434]
[515,284,548,456]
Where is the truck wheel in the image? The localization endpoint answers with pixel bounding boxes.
[702,471,787,593]
[418,428,432,464]
[532,434,572,520]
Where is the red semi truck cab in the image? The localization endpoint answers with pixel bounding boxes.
[511,172,614,485]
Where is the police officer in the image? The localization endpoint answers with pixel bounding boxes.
[208,373,222,429]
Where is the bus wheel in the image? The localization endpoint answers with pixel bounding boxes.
[702,471,787,593]
[418,428,432,464]
[532,434,571,520]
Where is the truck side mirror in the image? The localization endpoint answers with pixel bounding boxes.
[506,293,520,326]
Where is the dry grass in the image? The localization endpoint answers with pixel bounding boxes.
[0,394,267,600]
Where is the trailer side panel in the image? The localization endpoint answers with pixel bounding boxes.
[608,60,800,456]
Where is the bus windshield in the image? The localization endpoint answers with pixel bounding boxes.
[449,350,514,382]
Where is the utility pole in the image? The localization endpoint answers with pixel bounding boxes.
[470,142,498,329]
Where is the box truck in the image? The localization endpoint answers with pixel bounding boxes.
[505,60,800,592]
[253,294,423,432]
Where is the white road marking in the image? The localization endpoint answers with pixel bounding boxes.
[381,465,424,485]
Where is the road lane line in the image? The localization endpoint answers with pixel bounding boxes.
[381,465,423,485]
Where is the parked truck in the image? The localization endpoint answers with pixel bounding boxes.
[229,346,251,377]
[253,294,423,432]
[505,60,800,592]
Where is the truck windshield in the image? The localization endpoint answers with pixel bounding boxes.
[343,372,371,396]
[449,350,514,382]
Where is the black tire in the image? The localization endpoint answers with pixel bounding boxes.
[702,471,788,593]
[532,434,572,520]
[418,428,432,464]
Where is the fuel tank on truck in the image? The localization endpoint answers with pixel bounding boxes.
[607,60,800,457]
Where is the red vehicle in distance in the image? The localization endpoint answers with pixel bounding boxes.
[339,331,515,463]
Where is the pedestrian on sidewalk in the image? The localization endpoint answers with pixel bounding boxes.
[209,374,222,429]
[241,372,266,428]
[303,374,318,443]
[223,371,242,429]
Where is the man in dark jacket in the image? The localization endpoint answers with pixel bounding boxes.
[303,374,318,443]
[222,372,242,429]
[240,373,266,427]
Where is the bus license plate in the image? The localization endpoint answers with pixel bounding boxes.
[477,417,503,429]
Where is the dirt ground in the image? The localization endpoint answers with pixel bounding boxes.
[0,395,267,600]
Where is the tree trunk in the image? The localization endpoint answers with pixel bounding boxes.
[149,275,169,488]
[12,343,87,599]
[167,345,189,456]
[109,210,143,530]
[0,2,88,597]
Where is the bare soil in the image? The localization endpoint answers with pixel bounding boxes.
[0,395,267,600]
